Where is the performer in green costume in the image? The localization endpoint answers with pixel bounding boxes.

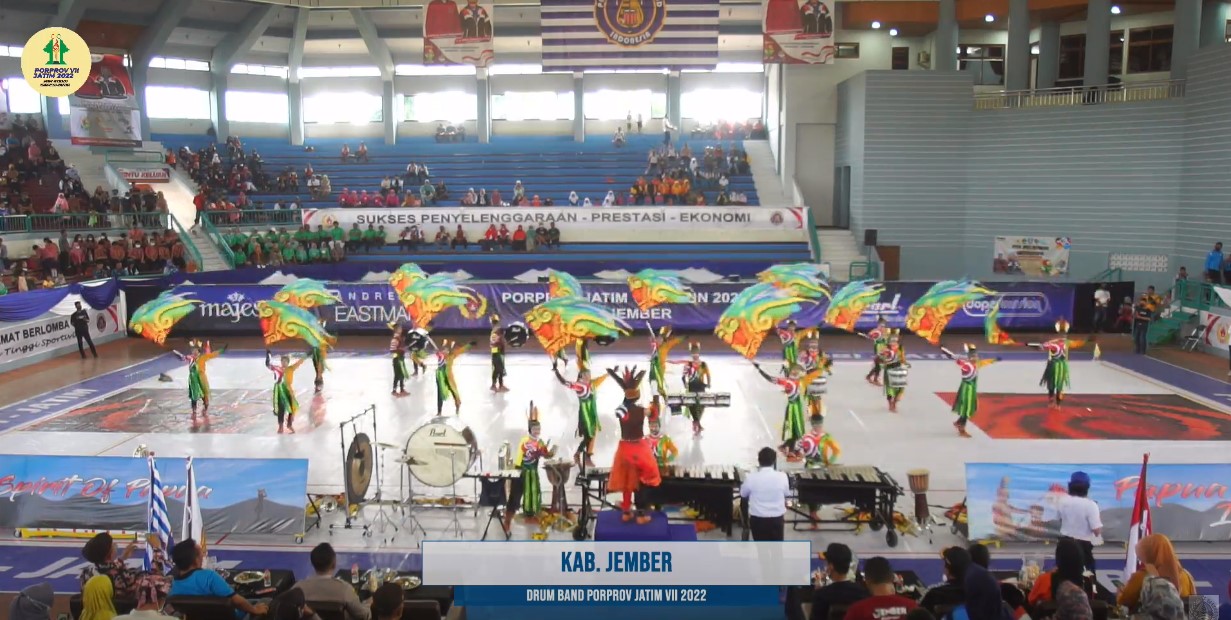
[554,362,607,469]
[175,340,225,420]
[940,344,999,438]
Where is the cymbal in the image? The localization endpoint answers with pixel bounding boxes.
[375,442,403,451]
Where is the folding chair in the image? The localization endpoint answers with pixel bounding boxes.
[1181,327,1202,352]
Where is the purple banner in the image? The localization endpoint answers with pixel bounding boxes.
[169,281,1073,336]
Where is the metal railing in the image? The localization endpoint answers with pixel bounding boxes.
[104,150,166,165]
[849,260,880,281]
[1087,268,1124,283]
[199,216,237,269]
[804,207,821,263]
[0,213,168,233]
[201,209,304,229]
[169,214,203,271]
[974,80,1185,110]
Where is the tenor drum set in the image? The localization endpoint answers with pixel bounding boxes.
[886,367,909,389]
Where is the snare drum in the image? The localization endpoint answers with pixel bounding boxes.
[807,377,828,397]
[887,367,909,389]
[906,468,930,494]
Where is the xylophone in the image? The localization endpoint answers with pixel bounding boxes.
[650,465,744,536]
[787,465,904,547]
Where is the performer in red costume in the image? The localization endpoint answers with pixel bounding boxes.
[605,366,662,524]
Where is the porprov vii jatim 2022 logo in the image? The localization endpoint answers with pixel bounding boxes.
[20,27,91,98]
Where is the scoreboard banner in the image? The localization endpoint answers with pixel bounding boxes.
[762,0,836,64]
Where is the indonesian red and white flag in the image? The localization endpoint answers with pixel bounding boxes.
[1125,453,1151,576]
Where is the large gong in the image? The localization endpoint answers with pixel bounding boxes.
[404,416,478,487]
[345,433,374,502]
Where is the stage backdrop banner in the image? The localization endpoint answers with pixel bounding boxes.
[1198,310,1231,358]
[168,280,1073,335]
[67,53,142,147]
[993,236,1071,277]
[302,206,806,234]
[540,0,719,72]
[424,0,494,66]
[0,292,126,370]
[966,462,1231,543]
[0,455,308,536]
[762,0,835,64]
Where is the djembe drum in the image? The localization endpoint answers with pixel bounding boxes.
[544,458,573,519]
[907,469,930,524]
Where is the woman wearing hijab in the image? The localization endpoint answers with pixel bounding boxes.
[53,192,69,214]
[81,575,118,620]
[947,565,1013,620]
[1116,533,1196,612]
[1027,538,1088,607]
[9,582,53,620]
[569,191,580,206]
[602,191,616,207]
[582,197,593,207]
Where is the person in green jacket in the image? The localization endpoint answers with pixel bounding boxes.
[330,224,344,243]
[232,246,248,266]
[347,224,362,252]
[294,244,308,264]
[363,224,380,252]
[307,243,322,263]
[281,244,295,263]
[294,226,311,244]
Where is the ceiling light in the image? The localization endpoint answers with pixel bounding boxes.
[871,21,881,29]
[1110,5,1122,14]
[984,14,995,22]
[889,28,899,36]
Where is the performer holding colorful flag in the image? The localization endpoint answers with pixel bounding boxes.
[647,396,678,468]
[778,320,799,375]
[173,340,224,421]
[940,344,999,438]
[752,361,823,460]
[670,341,711,434]
[1028,319,1088,408]
[798,329,831,421]
[432,338,473,415]
[879,329,910,412]
[553,361,607,468]
[861,316,890,385]
[265,351,307,433]
[490,315,509,392]
[646,324,682,400]
[797,413,840,527]
[388,322,410,396]
[513,403,555,517]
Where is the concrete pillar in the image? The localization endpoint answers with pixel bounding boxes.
[1200,1,1230,47]
[288,81,304,146]
[934,0,958,71]
[1005,0,1031,90]
[572,73,585,143]
[382,80,396,145]
[210,71,230,142]
[667,71,682,129]
[476,72,491,143]
[130,64,154,142]
[1083,0,1111,87]
[1037,21,1060,89]
[41,96,69,141]
[1171,0,1202,80]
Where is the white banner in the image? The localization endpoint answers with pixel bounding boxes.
[117,167,170,183]
[1198,310,1231,358]
[0,294,127,369]
[303,206,806,235]
[69,107,142,148]
[993,235,1071,277]
[422,541,811,586]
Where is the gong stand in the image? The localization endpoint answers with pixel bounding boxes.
[330,405,377,534]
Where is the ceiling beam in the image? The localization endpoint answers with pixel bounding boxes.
[350,8,394,80]
[211,4,279,72]
[289,7,309,81]
[130,0,192,63]
[50,0,87,29]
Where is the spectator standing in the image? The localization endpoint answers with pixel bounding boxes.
[1092,284,1110,333]
[738,447,789,541]
[1056,471,1101,576]
[809,543,868,620]
[71,301,98,359]
[534,224,548,249]
[844,557,916,620]
[1133,295,1153,354]
[1207,242,1224,284]
[1113,296,1134,332]
[547,222,561,249]
[169,540,268,617]
[293,543,370,620]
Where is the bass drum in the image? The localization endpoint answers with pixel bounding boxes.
[405,328,429,352]
[404,416,479,487]
[594,334,617,346]
[503,322,529,348]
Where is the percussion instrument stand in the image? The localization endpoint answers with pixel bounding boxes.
[440,456,465,539]
[330,412,371,535]
[398,476,429,544]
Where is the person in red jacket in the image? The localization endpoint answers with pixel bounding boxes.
[511,225,527,252]
[481,224,499,251]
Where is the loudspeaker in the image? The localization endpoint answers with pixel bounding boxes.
[863,229,879,247]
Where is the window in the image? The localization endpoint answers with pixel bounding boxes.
[681,88,761,123]
[491,92,573,121]
[225,91,289,123]
[146,86,212,119]
[682,62,764,73]
[299,66,382,78]
[402,92,477,122]
[1226,19,1230,43]
[1058,34,1084,81]
[835,43,859,59]
[2,78,42,114]
[959,44,1004,85]
[1109,31,1124,75]
[149,56,210,71]
[582,90,665,120]
[232,64,289,78]
[487,64,542,76]
[58,96,69,115]
[0,44,24,57]
[891,47,910,71]
[1127,26,1172,73]
[304,92,382,123]
[394,64,476,76]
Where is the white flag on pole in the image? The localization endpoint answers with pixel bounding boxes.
[182,456,204,547]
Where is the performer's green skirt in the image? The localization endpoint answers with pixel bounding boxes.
[520,466,541,516]
[188,366,206,403]
[577,397,599,439]
[883,366,904,400]
[393,354,408,381]
[435,368,455,400]
[783,398,805,442]
[1041,358,1070,395]
[649,358,666,396]
[953,379,978,419]
[273,382,296,416]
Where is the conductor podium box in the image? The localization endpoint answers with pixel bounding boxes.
[594,510,697,542]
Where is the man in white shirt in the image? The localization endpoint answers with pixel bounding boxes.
[294,543,371,620]
[1057,471,1102,576]
[739,447,791,541]
[1093,285,1111,333]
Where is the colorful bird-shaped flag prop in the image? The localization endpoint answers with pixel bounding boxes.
[714,282,812,359]
[823,281,885,332]
[524,296,630,358]
[398,273,488,329]
[547,269,584,299]
[984,299,1020,346]
[758,263,832,301]
[388,263,429,297]
[627,268,693,312]
[257,300,337,349]
[272,278,340,309]
[905,279,995,346]
[129,291,200,346]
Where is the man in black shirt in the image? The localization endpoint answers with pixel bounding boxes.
[70,301,98,359]
[546,223,561,250]
[809,543,868,620]
[919,546,970,614]
[1132,294,1152,355]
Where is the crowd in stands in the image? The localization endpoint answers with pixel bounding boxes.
[0,222,190,295]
